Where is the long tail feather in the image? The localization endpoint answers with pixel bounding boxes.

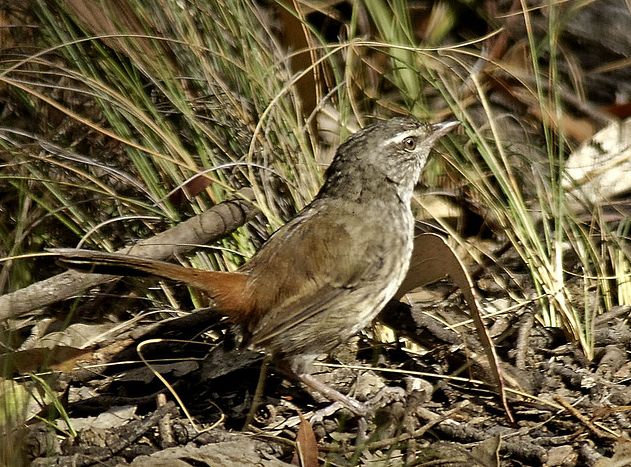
[50,248,251,319]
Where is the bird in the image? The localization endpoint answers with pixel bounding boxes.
[54,116,458,414]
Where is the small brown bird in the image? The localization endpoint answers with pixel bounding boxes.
[55,117,457,414]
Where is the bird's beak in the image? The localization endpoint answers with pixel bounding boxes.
[428,120,460,143]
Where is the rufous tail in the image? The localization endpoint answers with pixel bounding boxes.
[51,248,251,320]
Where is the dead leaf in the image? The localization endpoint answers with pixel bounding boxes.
[564,117,631,209]
[293,412,319,467]
[397,233,514,423]
[471,435,501,467]
[595,438,631,467]
[0,346,92,374]
[395,233,450,298]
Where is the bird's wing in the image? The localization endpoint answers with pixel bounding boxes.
[244,200,396,355]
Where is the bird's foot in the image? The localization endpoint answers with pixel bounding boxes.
[298,372,367,417]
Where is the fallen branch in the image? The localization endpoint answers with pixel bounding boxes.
[0,189,257,320]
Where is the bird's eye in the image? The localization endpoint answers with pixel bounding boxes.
[402,136,417,151]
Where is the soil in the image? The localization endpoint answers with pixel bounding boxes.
[15,279,631,466]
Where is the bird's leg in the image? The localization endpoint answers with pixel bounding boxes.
[296,372,367,417]
[276,357,367,416]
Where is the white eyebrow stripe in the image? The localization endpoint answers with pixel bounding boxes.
[382,128,423,146]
